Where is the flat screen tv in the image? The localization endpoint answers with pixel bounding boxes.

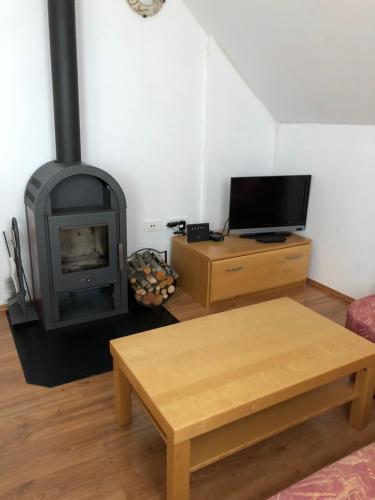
[229,175,311,235]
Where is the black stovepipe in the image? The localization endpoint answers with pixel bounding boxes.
[48,0,81,163]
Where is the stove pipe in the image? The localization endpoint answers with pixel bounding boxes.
[48,0,81,163]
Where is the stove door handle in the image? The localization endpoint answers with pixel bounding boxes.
[118,243,125,272]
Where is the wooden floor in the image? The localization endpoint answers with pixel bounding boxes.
[1,285,375,500]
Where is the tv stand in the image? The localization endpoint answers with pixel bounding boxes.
[239,231,292,239]
[172,234,311,307]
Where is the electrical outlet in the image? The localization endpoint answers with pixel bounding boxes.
[164,216,189,229]
[143,220,161,232]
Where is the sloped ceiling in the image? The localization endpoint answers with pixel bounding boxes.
[183,0,375,124]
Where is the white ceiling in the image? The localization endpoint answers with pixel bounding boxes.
[183,0,375,124]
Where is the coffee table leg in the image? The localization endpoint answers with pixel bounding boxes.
[113,358,132,426]
[167,440,191,500]
[349,366,375,430]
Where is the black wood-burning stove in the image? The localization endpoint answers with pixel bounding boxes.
[25,0,128,330]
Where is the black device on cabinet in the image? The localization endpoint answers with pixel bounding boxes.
[186,223,210,243]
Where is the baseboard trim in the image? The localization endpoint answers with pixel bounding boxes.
[307,278,354,304]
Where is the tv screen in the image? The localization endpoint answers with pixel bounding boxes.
[229,175,311,233]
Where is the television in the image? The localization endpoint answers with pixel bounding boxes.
[229,175,311,236]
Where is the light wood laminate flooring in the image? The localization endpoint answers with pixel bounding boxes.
[1,284,374,499]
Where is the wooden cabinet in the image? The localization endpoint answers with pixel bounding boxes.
[172,234,311,307]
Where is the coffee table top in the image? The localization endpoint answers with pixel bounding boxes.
[110,298,375,443]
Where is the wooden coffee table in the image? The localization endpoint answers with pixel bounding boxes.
[110,298,375,500]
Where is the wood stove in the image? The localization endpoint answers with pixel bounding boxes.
[25,0,128,330]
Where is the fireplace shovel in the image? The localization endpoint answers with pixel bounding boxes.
[3,218,38,326]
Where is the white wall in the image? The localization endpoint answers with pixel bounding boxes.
[275,124,375,299]
[78,0,207,254]
[203,39,277,231]
[0,1,279,304]
[0,0,54,302]
[0,0,207,302]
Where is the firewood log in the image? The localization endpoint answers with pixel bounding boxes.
[143,251,159,264]
[167,285,175,294]
[165,275,174,286]
[134,254,151,275]
[138,251,171,275]
[127,266,138,283]
[131,280,141,290]
[146,257,166,279]
[149,253,177,282]
[134,274,148,289]
[143,295,152,305]
[152,294,163,306]
[129,260,142,273]
[135,253,147,268]
[159,280,167,289]
[157,258,178,278]
[164,265,178,279]
[155,270,166,281]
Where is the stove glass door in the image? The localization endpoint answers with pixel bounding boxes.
[60,224,109,274]
[48,211,118,292]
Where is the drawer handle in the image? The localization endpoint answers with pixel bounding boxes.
[226,266,243,272]
[287,255,302,260]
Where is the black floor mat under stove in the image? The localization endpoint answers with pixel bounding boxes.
[7,296,179,387]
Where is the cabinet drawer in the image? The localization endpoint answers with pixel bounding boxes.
[210,244,311,303]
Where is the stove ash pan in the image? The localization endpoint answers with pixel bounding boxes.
[25,161,128,330]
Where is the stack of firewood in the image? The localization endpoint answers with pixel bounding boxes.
[127,250,178,306]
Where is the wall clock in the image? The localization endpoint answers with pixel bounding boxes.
[128,0,165,18]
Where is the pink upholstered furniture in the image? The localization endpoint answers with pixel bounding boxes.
[269,299,375,499]
[346,295,375,343]
[269,442,375,499]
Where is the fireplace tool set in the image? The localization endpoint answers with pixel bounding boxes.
[3,218,38,325]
